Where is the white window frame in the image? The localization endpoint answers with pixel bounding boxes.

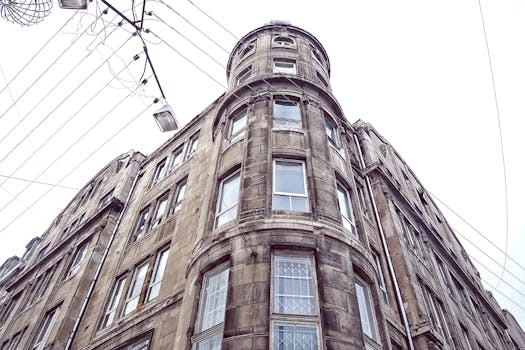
[228,109,247,143]
[122,263,148,316]
[150,192,169,230]
[272,160,309,212]
[214,171,241,229]
[236,66,251,85]
[65,242,88,279]
[131,206,150,242]
[273,36,295,47]
[336,183,357,235]
[98,188,114,209]
[185,133,199,160]
[273,99,301,129]
[168,145,184,171]
[32,305,61,350]
[170,178,187,215]
[371,251,389,305]
[355,277,380,347]
[193,263,230,349]
[101,276,126,328]
[356,184,370,219]
[146,248,170,302]
[271,321,320,350]
[150,158,167,187]
[324,116,337,144]
[273,59,296,75]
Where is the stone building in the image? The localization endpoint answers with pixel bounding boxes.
[0,21,523,350]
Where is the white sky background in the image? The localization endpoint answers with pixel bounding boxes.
[0,0,524,328]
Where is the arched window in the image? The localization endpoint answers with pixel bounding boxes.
[273,36,295,46]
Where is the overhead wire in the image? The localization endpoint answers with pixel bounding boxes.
[0,51,143,213]
[0,175,79,190]
[0,98,155,234]
[185,0,238,41]
[476,0,509,290]
[0,11,79,98]
[0,11,105,123]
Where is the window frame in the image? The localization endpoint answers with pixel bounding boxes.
[273,35,296,47]
[214,171,241,229]
[131,206,150,243]
[273,99,302,129]
[65,242,88,279]
[371,251,389,305]
[31,305,61,350]
[150,158,167,187]
[236,66,251,85]
[354,276,380,348]
[227,108,247,143]
[273,59,297,75]
[168,145,184,171]
[336,182,357,235]
[98,188,114,209]
[170,177,187,215]
[101,275,126,329]
[146,247,170,302]
[150,192,169,230]
[122,262,149,316]
[185,132,199,160]
[272,159,309,212]
[356,184,370,219]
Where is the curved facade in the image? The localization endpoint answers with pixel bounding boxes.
[0,22,523,350]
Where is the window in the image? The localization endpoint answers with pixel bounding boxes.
[150,192,169,230]
[273,100,301,129]
[452,277,470,312]
[273,59,296,74]
[32,305,60,350]
[151,158,167,187]
[311,48,324,66]
[356,184,370,219]
[228,109,247,142]
[236,66,251,84]
[316,72,328,87]
[6,329,25,350]
[119,338,150,350]
[273,322,318,350]
[436,301,453,345]
[0,293,19,325]
[324,117,337,144]
[421,286,442,336]
[65,242,88,278]
[194,264,229,348]
[355,278,379,345]
[98,188,114,209]
[214,172,241,228]
[131,207,150,243]
[101,276,126,328]
[168,145,184,170]
[336,183,356,235]
[123,263,148,316]
[371,252,389,304]
[146,248,169,302]
[170,178,187,214]
[238,42,255,60]
[27,268,54,305]
[185,133,199,160]
[273,160,309,212]
[272,254,319,350]
[435,257,451,293]
[274,36,295,46]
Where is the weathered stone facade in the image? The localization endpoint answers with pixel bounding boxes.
[0,22,522,350]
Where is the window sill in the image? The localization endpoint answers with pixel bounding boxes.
[272,127,304,134]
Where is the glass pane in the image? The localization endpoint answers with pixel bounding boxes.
[291,197,308,212]
[272,194,290,211]
[274,256,314,315]
[216,206,237,228]
[355,281,376,339]
[200,267,229,331]
[169,148,183,169]
[274,101,300,120]
[273,323,317,350]
[196,333,222,350]
[275,161,305,195]
[218,174,240,211]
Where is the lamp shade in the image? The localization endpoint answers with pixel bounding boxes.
[58,0,88,9]
[153,104,180,132]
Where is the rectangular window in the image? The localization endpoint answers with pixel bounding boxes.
[194,264,229,348]
[170,178,187,214]
[117,336,151,350]
[336,184,356,235]
[273,100,301,129]
[185,133,199,160]
[435,257,451,293]
[0,293,19,325]
[324,117,337,144]
[273,322,318,350]
[355,278,378,342]
[273,160,309,212]
[371,252,389,304]
[151,158,167,187]
[228,109,247,143]
[101,276,126,328]
[65,242,88,278]
[32,305,61,350]
[6,329,25,350]
[150,192,169,230]
[356,184,370,219]
[273,59,296,74]
[123,263,148,316]
[168,145,184,170]
[146,248,170,302]
[98,188,114,209]
[236,66,251,84]
[214,172,241,228]
[273,255,315,315]
[28,268,54,305]
[452,277,470,312]
[131,207,150,243]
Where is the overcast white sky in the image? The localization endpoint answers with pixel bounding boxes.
[1,0,524,328]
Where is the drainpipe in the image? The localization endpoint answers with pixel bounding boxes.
[353,134,415,350]
[64,170,141,350]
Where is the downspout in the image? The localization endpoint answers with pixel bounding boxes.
[353,133,415,350]
[65,170,141,350]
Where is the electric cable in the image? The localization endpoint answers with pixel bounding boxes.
[0,52,143,213]
[185,0,238,41]
[0,100,155,234]
[0,12,78,98]
[0,185,47,220]
[476,0,509,290]
[0,175,79,190]
[0,31,132,166]
[0,11,105,123]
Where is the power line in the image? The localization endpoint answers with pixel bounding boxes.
[0,11,105,123]
[0,53,143,213]
[0,175,79,190]
[0,88,154,234]
[476,0,509,291]
[0,32,133,168]
[0,12,78,98]
[185,0,238,41]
